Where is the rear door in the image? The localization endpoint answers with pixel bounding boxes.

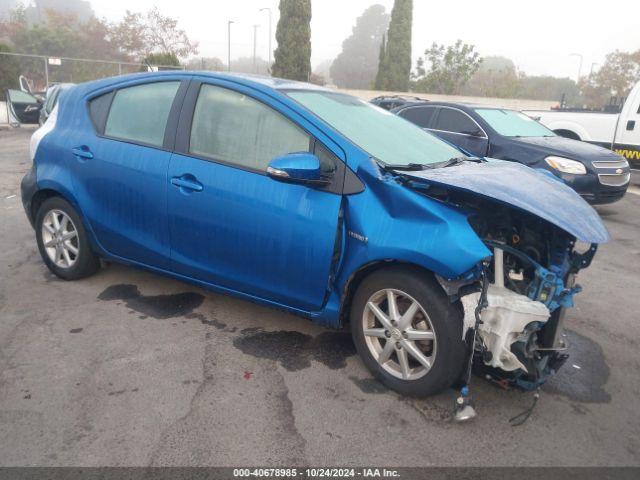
[70,79,188,269]
[6,89,41,124]
[430,107,489,157]
[167,80,344,311]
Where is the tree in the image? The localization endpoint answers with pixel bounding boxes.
[0,42,20,99]
[0,0,19,20]
[579,50,640,108]
[517,75,579,104]
[313,59,333,84]
[143,52,181,70]
[109,7,198,61]
[0,5,197,86]
[23,0,94,23]
[0,9,123,86]
[330,4,389,89]
[185,57,225,72]
[374,0,412,91]
[412,40,481,94]
[272,0,312,81]
[461,56,519,98]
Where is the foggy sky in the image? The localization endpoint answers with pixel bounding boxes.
[89,0,640,79]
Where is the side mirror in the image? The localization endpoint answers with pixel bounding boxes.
[266,153,329,186]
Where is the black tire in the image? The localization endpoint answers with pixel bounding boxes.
[35,196,100,280]
[350,266,467,397]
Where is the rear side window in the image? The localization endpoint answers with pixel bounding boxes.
[189,84,310,171]
[89,91,114,132]
[434,108,482,136]
[399,106,436,128]
[104,81,180,147]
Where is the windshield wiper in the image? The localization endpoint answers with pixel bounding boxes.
[422,157,468,169]
[381,162,427,171]
[381,157,475,172]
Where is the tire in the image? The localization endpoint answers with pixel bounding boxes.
[350,266,467,397]
[35,196,100,280]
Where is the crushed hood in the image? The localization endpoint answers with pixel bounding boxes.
[398,159,610,244]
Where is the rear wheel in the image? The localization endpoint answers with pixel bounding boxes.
[35,197,100,280]
[350,267,466,397]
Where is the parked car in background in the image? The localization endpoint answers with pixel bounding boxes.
[39,83,74,125]
[525,81,640,170]
[22,72,608,400]
[4,88,42,124]
[370,94,426,111]
[390,101,630,204]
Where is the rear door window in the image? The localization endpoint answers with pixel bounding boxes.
[104,81,180,147]
[398,106,436,128]
[434,108,483,136]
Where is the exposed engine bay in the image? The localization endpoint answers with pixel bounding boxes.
[388,159,607,422]
[438,190,598,390]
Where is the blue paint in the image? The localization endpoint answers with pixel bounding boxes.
[268,153,323,182]
[400,160,610,244]
[23,72,607,329]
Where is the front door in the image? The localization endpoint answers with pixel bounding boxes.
[168,82,343,311]
[6,89,41,124]
[430,107,489,157]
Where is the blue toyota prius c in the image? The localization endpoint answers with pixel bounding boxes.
[21,71,609,414]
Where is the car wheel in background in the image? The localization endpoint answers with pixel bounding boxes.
[35,196,100,280]
[350,267,467,397]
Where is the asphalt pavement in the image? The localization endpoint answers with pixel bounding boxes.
[1,126,639,466]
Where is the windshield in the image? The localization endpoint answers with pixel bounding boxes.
[285,90,462,166]
[475,108,555,137]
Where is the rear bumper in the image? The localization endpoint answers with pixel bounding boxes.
[20,164,37,228]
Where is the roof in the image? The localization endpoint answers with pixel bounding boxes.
[71,70,331,97]
[392,100,513,112]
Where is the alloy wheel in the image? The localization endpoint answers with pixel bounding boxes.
[41,209,80,268]
[362,288,437,380]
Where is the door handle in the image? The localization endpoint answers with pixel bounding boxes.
[171,175,203,192]
[627,120,636,131]
[71,146,94,159]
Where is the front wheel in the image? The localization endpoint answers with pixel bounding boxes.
[35,196,100,280]
[350,267,467,397]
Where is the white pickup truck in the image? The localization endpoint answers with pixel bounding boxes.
[526,81,640,169]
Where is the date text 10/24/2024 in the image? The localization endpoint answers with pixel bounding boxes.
[233,468,401,478]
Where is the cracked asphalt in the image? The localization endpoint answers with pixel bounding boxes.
[1,127,639,466]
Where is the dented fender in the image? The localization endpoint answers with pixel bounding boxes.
[334,162,491,296]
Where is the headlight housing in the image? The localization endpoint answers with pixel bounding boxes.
[545,156,587,175]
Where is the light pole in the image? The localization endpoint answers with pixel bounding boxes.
[227,20,234,72]
[252,25,259,73]
[259,7,272,68]
[570,53,583,81]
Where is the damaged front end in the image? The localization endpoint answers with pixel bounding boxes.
[398,160,608,391]
[461,237,596,391]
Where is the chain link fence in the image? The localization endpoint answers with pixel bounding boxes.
[1,51,185,94]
